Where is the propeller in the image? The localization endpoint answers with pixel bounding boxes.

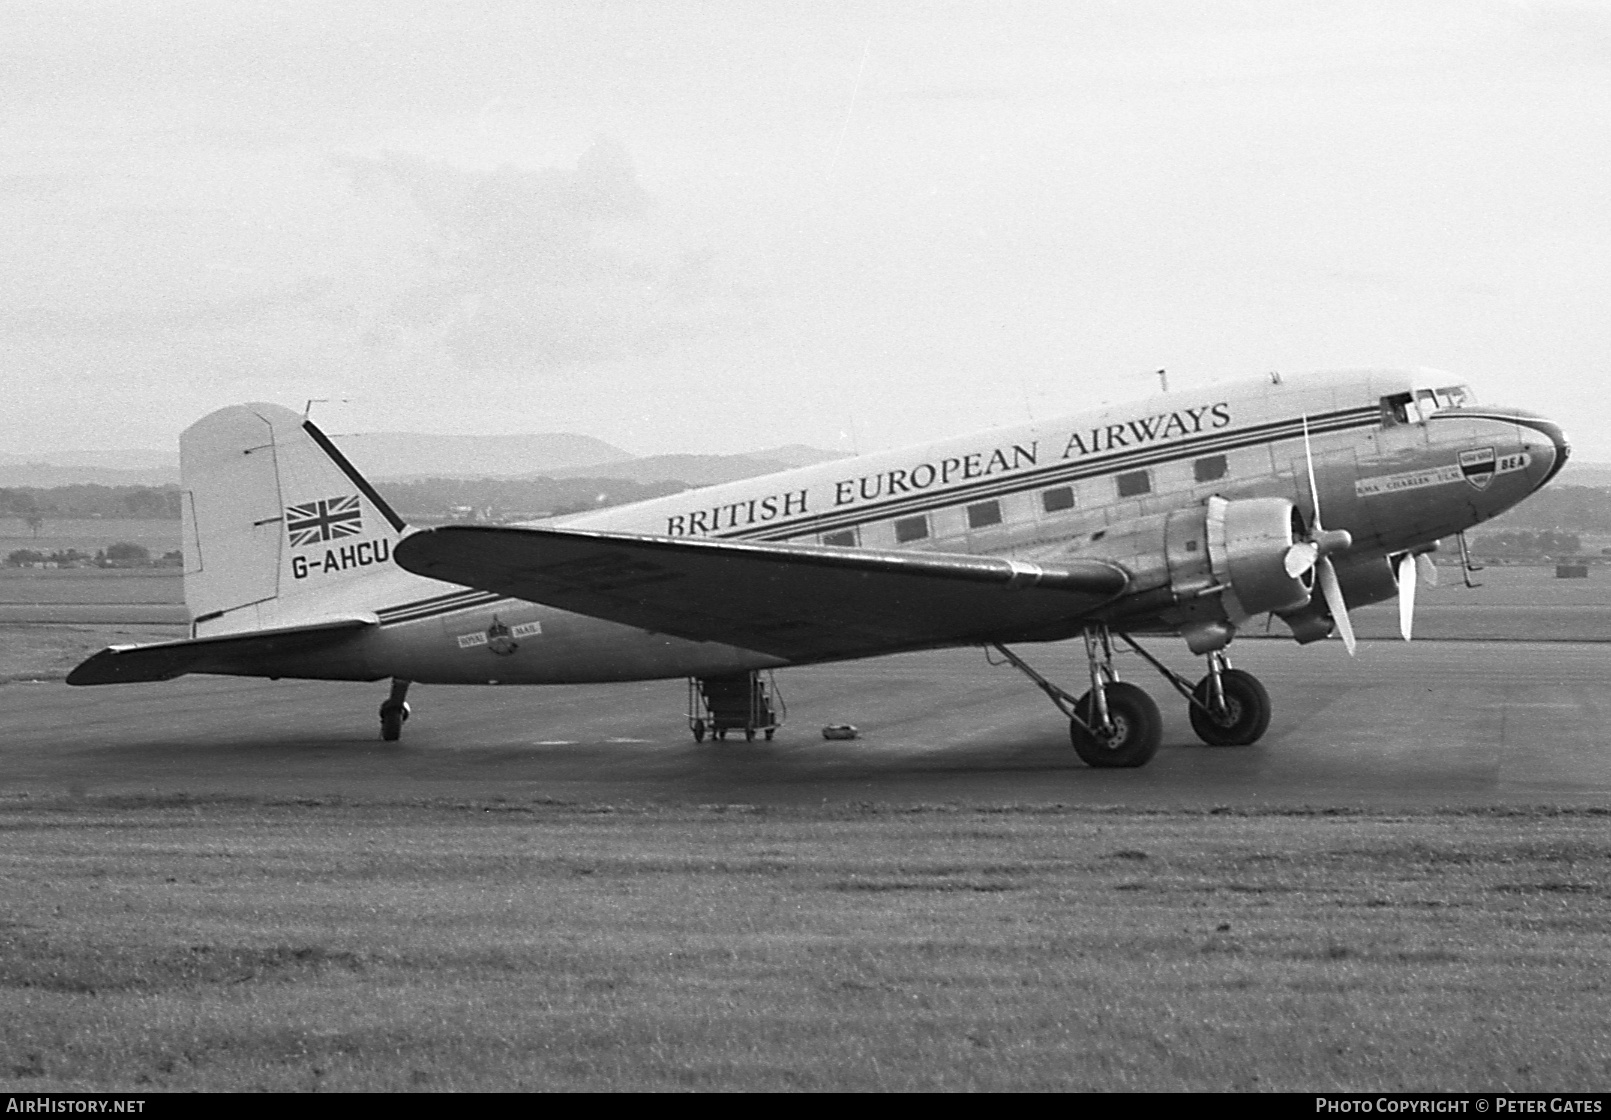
[1417,551,1438,588]
[1397,553,1417,641]
[1285,415,1356,655]
[1394,551,1439,641]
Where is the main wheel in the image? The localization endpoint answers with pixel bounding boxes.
[1188,668,1271,746]
[379,702,409,742]
[692,719,706,742]
[1070,682,1161,768]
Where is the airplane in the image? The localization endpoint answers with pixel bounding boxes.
[68,368,1568,767]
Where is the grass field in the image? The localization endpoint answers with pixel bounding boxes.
[0,624,184,682]
[0,798,1605,1092]
[0,569,182,604]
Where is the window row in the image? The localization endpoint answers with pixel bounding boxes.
[817,454,1230,546]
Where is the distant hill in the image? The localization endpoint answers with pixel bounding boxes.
[336,432,633,481]
[1558,461,1611,489]
[0,463,178,487]
[0,434,847,491]
[0,449,172,471]
[745,444,851,469]
[541,451,844,488]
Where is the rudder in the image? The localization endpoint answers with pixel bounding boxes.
[181,404,409,636]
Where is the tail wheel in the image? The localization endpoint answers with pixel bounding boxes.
[1189,668,1271,746]
[1070,682,1162,768]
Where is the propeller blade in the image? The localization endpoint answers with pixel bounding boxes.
[1318,556,1356,656]
[1397,552,1417,642]
[1301,413,1323,532]
[1416,551,1438,588]
[1284,541,1319,578]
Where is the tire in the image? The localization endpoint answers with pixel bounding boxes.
[1188,668,1271,746]
[764,729,775,741]
[1070,682,1161,768]
[692,719,706,742]
[744,728,755,742]
[379,703,408,743]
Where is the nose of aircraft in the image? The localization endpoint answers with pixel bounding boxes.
[1512,411,1570,490]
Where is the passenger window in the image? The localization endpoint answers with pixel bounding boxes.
[821,529,857,547]
[1042,487,1075,513]
[967,500,1002,529]
[1194,455,1227,483]
[1116,470,1151,498]
[1380,393,1412,426]
[894,515,929,543]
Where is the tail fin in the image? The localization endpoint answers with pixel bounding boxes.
[181,403,410,636]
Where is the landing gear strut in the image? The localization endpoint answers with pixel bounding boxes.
[1114,637,1272,747]
[1188,657,1271,746]
[991,627,1275,766]
[991,627,1162,767]
[379,678,411,742]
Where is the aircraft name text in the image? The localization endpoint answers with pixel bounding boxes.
[1356,451,1530,497]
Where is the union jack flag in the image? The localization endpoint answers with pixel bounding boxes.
[286,494,363,547]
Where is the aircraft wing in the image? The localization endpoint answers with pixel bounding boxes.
[67,617,375,685]
[394,525,1129,662]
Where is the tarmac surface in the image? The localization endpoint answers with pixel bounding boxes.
[4,638,1608,808]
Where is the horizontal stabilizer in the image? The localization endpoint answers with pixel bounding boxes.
[67,617,375,686]
[394,525,1129,661]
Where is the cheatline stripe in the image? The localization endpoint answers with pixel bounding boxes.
[375,587,491,617]
[729,407,1381,541]
[375,588,495,619]
[369,406,1381,626]
[1430,411,1528,428]
[377,590,504,626]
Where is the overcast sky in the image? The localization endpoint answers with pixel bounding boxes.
[4,0,1609,459]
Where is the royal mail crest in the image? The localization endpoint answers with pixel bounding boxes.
[485,616,519,657]
[1458,447,1496,491]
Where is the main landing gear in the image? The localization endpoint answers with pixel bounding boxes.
[990,627,1274,767]
[379,678,411,742]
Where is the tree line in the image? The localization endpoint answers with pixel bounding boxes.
[0,485,182,520]
[0,477,691,524]
[6,543,183,568]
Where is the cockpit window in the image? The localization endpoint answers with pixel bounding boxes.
[1434,385,1474,409]
[1383,385,1474,427]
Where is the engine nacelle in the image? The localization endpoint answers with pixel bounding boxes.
[1164,496,1313,652]
[1278,554,1399,644]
